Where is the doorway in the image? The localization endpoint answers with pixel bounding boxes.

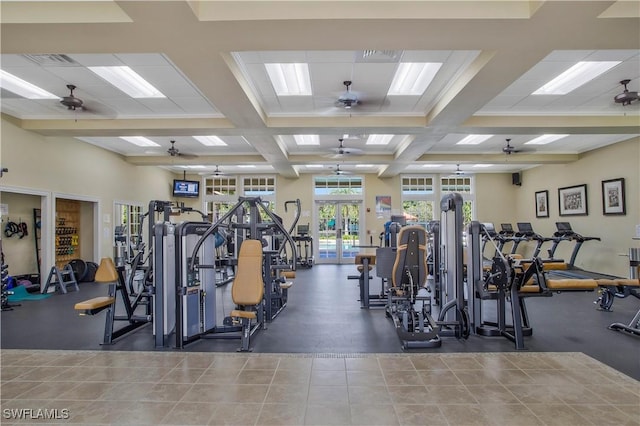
[315,201,361,264]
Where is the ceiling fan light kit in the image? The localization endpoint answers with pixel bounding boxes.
[336,80,359,109]
[60,84,83,110]
[614,79,639,106]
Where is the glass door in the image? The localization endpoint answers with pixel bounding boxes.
[316,201,361,264]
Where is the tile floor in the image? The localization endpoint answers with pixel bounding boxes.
[0,350,638,425]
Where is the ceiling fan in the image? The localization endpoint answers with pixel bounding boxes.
[59,84,114,115]
[211,165,226,176]
[454,164,466,176]
[335,81,360,109]
[614,79,639,106]
[325,138,363,159]
[330,164,351,175]
[502,138,534,155]
[167,140,198,159]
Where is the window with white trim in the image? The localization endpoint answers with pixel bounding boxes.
[203,175,277,222]
[314,176,363,196]
[440,176,474,225]
[401,176,436,223]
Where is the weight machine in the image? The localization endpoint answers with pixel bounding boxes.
[385,193,470,349]
[467,221,549,350]
[152,197,297,349]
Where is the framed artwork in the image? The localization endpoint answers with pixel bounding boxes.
[558,184,588,216]
[535,190,549,218]
[601,178,626,215]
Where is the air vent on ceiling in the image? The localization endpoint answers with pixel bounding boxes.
[356,50,402,63]
[22,54,79,67]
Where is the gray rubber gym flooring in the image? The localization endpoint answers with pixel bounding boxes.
[2,265,638,380]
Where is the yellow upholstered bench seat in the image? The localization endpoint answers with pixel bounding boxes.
[280,281,294,290]
[282,271,296,279]
[74,296,115,311]
[486,284,541,293]
[521,262,568,271]
[74,296,116,315]
[231,310,257,320]
[612,279,640,287]
[546,279,598,290]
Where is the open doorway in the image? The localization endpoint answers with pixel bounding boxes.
[1,191,45,287]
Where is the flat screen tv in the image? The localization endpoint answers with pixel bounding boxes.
[173,179,200,198]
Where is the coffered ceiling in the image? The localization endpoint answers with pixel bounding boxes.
[1,1,639,178]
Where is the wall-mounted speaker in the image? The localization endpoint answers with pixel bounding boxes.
[512,172,522,186]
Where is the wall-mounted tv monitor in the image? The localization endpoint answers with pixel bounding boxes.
[173,179,200,198]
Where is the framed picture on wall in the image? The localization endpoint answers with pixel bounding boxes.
[535,190,549,218]
[558,184,588,216]
[601,178,625,215]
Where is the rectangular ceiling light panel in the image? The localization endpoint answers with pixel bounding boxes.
[194,135,227,146]
[456,134,493,145]
[265,63,312,96]
[0,70,58,99]
[366,134,394,145]
[524,134,569,145]
[120,136,160,147]
[293,135,319,145]
[388,62,442,95]
[88,66,165,98]
[532,61,620,95]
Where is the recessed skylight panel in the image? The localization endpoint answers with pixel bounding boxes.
[532,61,620,95]
[0,70,58,99]
[120,136,160,147]
[456,135,493,145]
[265,63,312,96]
[388,62,442,95]
[366,134,394,145]
[194,136,227,146]
[524,134,569,145]
[88,66,165,98]
[293,135,319,145]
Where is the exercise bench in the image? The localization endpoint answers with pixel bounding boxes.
[74,256,151,345]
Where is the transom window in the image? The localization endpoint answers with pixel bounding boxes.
[314,176,363,195]
[440,177,472,193]
[402,176,434,195]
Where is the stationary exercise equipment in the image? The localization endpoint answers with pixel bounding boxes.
[285,198,313,268]
[467,221,549,350]
[386,225,441,348]
[437,193,471,339]
[151,196,297,349]
[230,239,267,351]
[74,256,152,344]
[293,224,314,268]
[546,222,601,267]
[514,222,555,258]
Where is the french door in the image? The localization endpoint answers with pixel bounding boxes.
[315,201,361,264]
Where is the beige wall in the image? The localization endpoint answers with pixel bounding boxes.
[2,116,636,278]
[475,173,518,225]
[1,117,176,275]
[518,137,639,277]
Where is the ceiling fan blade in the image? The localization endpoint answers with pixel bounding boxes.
[178,152,199,159]
[327,147,363,155]
[80,101,118,118]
